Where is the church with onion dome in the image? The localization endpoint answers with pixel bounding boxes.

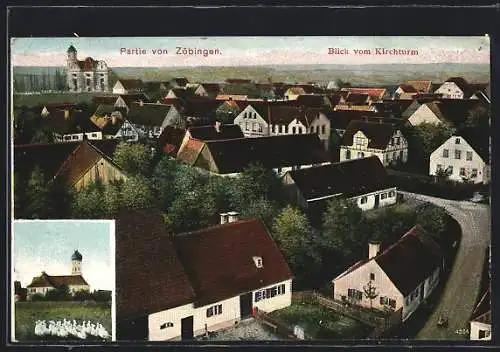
[26,250,90,300]
[66,45,110,92]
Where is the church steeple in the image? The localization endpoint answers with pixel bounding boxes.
[67,45,77,65]
[71,249,82,275]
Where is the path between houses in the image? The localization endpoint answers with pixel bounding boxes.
[398,191,490,339]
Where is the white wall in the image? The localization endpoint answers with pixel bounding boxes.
[252,279,292,313]
[113,81,127,95]
[352,188,397,211]
[333,260,404,313]
[234,105,269,137]
[408,104,442,126]
[434,82,464,99]
[148,279,292,341]
[429,136,487,184]
[470,321,491,340]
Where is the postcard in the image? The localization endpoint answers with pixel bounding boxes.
[11,220,115,342]
[10,36,491,342]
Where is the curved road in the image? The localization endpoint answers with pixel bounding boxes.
[399,191,490,339]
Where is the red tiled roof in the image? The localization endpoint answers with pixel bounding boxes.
[176,138,205,166]
[375,226,444,296]
[77,57,98,71]
[157,126,187,156]
[116,210,196,319]
[341,88,387,100]
[27,272,89,288]
[172,219,293,307]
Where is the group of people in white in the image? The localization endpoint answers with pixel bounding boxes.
[34,319,110,340]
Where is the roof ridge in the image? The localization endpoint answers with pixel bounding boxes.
[176,218,261,237]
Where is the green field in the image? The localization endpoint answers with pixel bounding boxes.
[12,93,110,108]
[14,301,112,342]
[270,302,372,340]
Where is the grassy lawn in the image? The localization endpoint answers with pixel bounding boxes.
[13,93,110,108]
[269,302,372,340]
[14,301,112,342]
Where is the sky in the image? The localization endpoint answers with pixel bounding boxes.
[11,36,490,67]
[12,220,114,291]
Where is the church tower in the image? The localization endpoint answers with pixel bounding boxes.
[71,250,83,276]
[67,45,78,66]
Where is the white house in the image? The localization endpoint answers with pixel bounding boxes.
[116,210,293,341]
[113,79,146,95]
[469,289,491,341]
[434,77,479,100]
[429,135,490,184]
[332,226,444,322]
[234,104,331,149]
[283,156,397,212]
[26,250,90,299]
[339,120,408,167]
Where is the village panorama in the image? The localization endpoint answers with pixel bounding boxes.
[12,45,491,342]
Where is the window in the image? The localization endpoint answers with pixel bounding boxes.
[380,297,389,305]
[436,164,443,172]
[396,137,401,145]
[253,256,263,268]
[292,127,296,134]
[389,191,395,197]
[345,149,351,160]
[443,149,449,158]
[347,288,363,300]
[244,112,248,118]
[245,122,249,131]
[258,124,263,132]
[160,322,173,329]
[370,273,375,280]
[389,299,396,309]
[206,304,222,317]
[64,136,71,141]
[255,284,286,302]
[252,122,257,132]
[298,127,302,134]
[455,150,461,159]
[381,193,387,200]
[471,169,478,178]
[455,138,461,144]
[355,137,364,146]
[284,126,288,134]
[72,135,79,140]
[357,152,364,158]
[460,168,466,176]
[479,330,491,339]
[447,166,453,175]
[316,125,320,134]
[321,125,326,134]
[360,196,368,204]
[91,133,98,138]
[466,151,473,161]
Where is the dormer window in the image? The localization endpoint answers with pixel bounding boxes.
[253,256,263,268]
[455,138,461,144]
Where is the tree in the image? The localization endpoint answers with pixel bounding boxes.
[45,284,71,301]
[73,290,92,301]
[103,180,124,216]
[239,197,278,229]
[272,206,323,288]
[121,176,155,210]
[363,280,379,309]
[151,156,183,210]
[71,180,106,218]
[321,198,366,267]
[25,167,51,218]
[335,79,352,89]
[415,203,449,240]
[113,142,153,176]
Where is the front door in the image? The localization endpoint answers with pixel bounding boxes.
[374,194,380,208]
[181,316,194,340]
[240,292,253,318]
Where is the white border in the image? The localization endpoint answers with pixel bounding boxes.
[11,219,117,342]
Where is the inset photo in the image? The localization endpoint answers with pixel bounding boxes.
[12,220,115,342]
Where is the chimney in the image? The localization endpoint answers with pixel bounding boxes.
[64,109,70,119]
[215,121,221,133]
[220,212,228,225]
[368,242,381,259]
[227,211,239,223]
[139,100,144,107]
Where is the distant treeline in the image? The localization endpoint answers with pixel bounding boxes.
[13,69,67,93]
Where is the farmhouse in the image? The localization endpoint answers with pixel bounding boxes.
[332,226,444,322]
[433,77,480,100]
[406,100,480,127]
[26,250,90,300]
[283,156,397,212]
[429,135,490,184]
[339,120,408,167]
[113,79,146,95]
[53,139,126,190]
[116,210,292,341]
[176,134,330,177]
